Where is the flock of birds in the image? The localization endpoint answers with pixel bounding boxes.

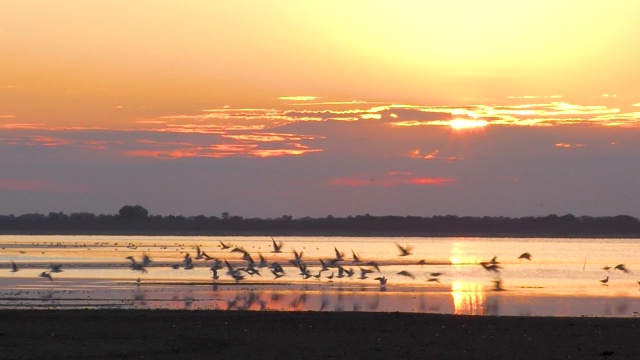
[6,238,640,292]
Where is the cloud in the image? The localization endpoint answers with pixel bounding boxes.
[507,95,563,99]
[0,178,88,193]
[278,96,320,101]
[328,172,455,187]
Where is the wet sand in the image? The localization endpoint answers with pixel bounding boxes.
[1,310,638,359]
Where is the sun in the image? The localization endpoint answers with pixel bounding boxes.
[449,119,488,130]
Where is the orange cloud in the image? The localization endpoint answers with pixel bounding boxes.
[329,175,454,187]
[555,143,585,148]
[278,96,319,101]
[124,142,322,159]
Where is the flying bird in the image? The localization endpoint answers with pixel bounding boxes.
[39,271,53,281]
[396,243,413,256]
[374,276,388,287]
[397,270,416,279]
[271,237,283,253]
[351,250,361,263]
[518,252,532,260]
[614,264,630,273]
[219,241,232,250]
[480,262,502,273]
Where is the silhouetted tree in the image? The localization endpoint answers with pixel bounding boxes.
[118,205,148,220]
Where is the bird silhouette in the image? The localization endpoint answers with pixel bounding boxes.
[397,270,415,279]
[480,262,502,273]
[518,252,532,260]
[271,237,283,253]
[614,264,629,273]
[396,243,413,256]
[600,276,609,285]
[351,250,361,263]
[39,271,53,281]
[374,276,388,286]
[10,261,18,272]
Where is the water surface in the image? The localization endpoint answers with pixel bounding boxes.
[1,235,639,317]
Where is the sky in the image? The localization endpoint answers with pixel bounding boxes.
[1,1,640,218]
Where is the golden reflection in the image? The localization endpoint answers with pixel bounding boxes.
[451,281,486,315]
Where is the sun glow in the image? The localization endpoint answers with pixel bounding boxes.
[450,119,488,130]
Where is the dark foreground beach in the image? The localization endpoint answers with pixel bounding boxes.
[1,310,638,359]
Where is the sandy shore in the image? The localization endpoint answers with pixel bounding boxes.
[1,310,638,359]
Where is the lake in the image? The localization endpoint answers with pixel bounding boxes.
[1,235,639,317]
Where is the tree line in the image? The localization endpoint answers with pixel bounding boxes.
[0,205,639,237]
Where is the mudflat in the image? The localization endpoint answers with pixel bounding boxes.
[1,310,638,359]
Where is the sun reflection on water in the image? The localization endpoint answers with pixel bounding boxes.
[451,281,486,315]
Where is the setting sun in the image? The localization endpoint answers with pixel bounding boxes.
[450,119,489,130]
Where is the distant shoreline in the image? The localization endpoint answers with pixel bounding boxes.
[1,230,639,238]
[2,211,640,238]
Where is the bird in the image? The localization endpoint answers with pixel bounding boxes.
[427,277,440,284]
[480,262,502,273]
[396,243,413,256]
[492,279,504,291]
[271,237,283,253]
[219,241,232,250]
[333,247,344,262]
[374,276,388,287]
[211,268,220,280]
[142,254,153,267]
[49,264,63,273]
[194,245,205,260]
[397,270,415,279]
[351,250,361,263]
[614,264,629,273]
[600,276,609,285]
[39,271,53,281]
[602,265,612,272]
[518,252,532,260]
[10,261,18,272]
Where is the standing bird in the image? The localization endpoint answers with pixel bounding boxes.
[600,276,609,285]
[396,243,413,256]
[10,261,18,272]
[518,252,532,260]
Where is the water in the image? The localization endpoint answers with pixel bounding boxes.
[1,235,639,317]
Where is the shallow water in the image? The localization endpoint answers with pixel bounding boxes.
[1,235,640,317]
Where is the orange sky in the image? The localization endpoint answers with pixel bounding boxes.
[1,1,640,218]
[3,1,640,128]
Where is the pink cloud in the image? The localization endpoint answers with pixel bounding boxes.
[0,179,89,193]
